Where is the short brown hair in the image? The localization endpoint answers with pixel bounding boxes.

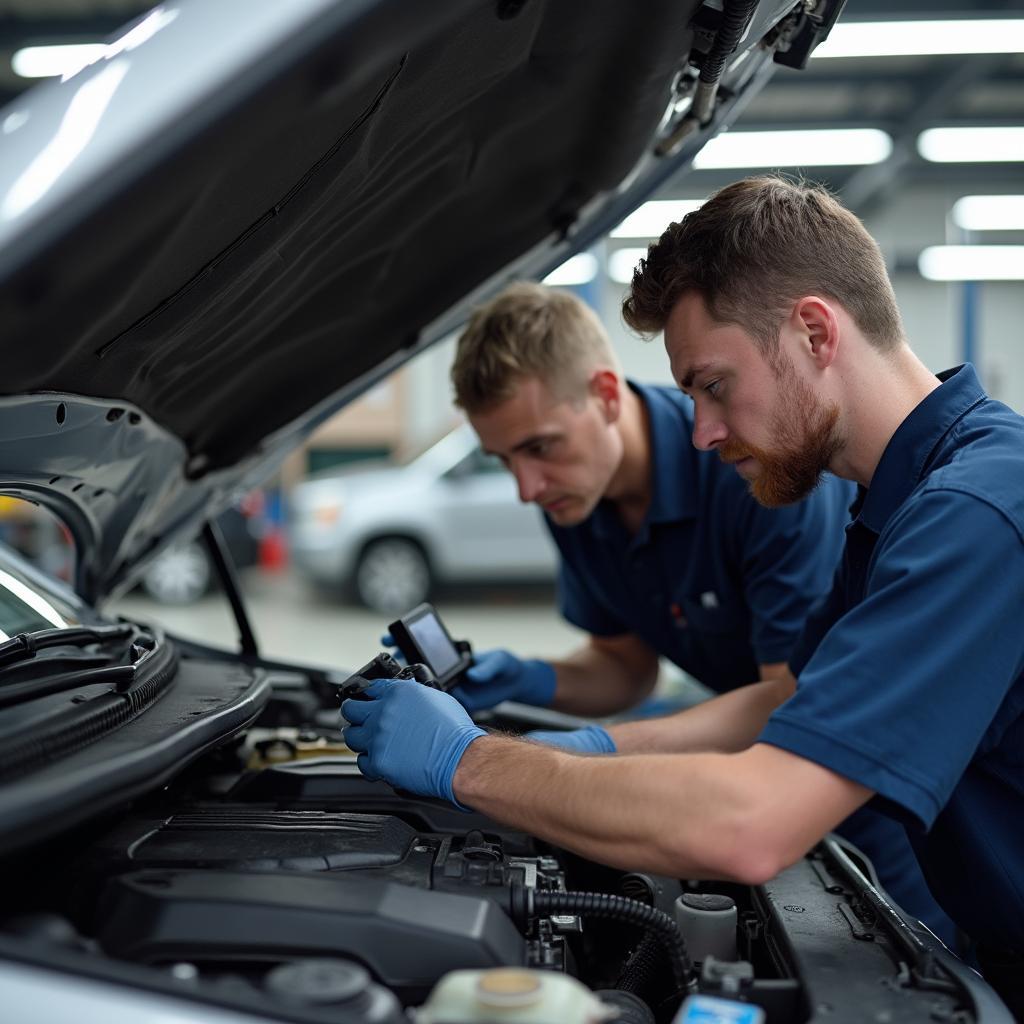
[622,176,904,354]
[452,282,618,413]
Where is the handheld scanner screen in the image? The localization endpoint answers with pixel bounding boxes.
[407,611,460,678]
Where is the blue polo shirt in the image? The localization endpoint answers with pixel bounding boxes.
[762,364,1024,950]
[546,381,854,692]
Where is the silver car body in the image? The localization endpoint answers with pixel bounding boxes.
[289,426,557,589]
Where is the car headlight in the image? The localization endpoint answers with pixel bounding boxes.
[310,500,343,527]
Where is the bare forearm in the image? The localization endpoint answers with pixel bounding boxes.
[607,674,795,755]
[453,735,768,879]
[550,641,658,717]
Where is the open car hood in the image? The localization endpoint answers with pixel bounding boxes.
[0,0,841,603]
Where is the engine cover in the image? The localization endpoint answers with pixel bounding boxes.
[96,868,524,1001]
[79,805,571,1000]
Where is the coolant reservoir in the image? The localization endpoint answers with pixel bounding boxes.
[674,893,738,963]
[415,968,615,1024]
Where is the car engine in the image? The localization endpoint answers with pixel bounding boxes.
[0,653,1003,1024]
[80,802,576,996]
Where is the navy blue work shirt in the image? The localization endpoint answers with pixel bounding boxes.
[546,381,854,693]
[763,364,1024,950]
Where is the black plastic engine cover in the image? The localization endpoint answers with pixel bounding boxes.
[96,869,525,1000]
[77,805,571,998]
[78,805,547,903]
[83,807,421,873]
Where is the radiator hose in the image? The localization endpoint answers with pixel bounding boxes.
[512,887,695,994]
[615,932,665,998]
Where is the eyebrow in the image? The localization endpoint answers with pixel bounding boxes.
[483,431,559,458]
[680,362,713,391]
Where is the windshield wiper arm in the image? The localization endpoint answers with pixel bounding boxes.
[0,633,160,710]
[0,624,136,670]
[0,664,135,710]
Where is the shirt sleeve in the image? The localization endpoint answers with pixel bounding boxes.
[760,488,1024,831]
[731,473,852,665]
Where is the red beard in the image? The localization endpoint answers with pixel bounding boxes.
[719,367,843,508]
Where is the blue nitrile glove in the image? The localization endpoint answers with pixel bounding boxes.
[524,725,616,754]
[380,633,406,664]
[341,679,486,806]
[451,649,557,711]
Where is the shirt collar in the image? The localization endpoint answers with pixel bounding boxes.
[590,380,698,540]
[858,363,986,534]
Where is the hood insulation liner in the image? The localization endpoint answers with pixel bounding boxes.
[1,0,696,473]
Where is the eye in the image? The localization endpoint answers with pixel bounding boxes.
[703,379,722,398]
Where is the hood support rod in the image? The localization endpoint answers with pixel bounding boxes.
[203,521,259,659]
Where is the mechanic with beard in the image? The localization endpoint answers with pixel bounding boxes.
[449,285,944,924]
[401,281,954,949]
[344,179,1024,991]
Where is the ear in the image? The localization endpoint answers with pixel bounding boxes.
[588,368,622,423]
[790,296,839,369]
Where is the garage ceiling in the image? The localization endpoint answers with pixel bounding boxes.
[0,0,1021,214]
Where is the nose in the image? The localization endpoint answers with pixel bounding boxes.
[692,404,728,451]
[512,461,546,504]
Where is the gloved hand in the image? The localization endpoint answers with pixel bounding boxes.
[450,649,557,711]
[341,679,486,806]
[524,725,616,754]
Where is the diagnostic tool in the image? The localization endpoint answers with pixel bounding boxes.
[337,604,472,703]
[386,603,473,690]
[336,651,436,702]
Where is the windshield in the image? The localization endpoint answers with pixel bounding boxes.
[0,562,75,637]
[0,499,80,637]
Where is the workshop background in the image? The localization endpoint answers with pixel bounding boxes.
[1,0,1021,675]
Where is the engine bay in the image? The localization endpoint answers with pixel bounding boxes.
[0,645,1000,1024]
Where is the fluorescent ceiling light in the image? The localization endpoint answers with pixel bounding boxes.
[611,199,705,238]
[608,248,648,285]
[918,245,1024,281]
[918,127,1024,163]
[12,44,107,79]
[543,252,598,287]
[693,129,892,169]
[952,196,1024,232]
[813,19,1024,58]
